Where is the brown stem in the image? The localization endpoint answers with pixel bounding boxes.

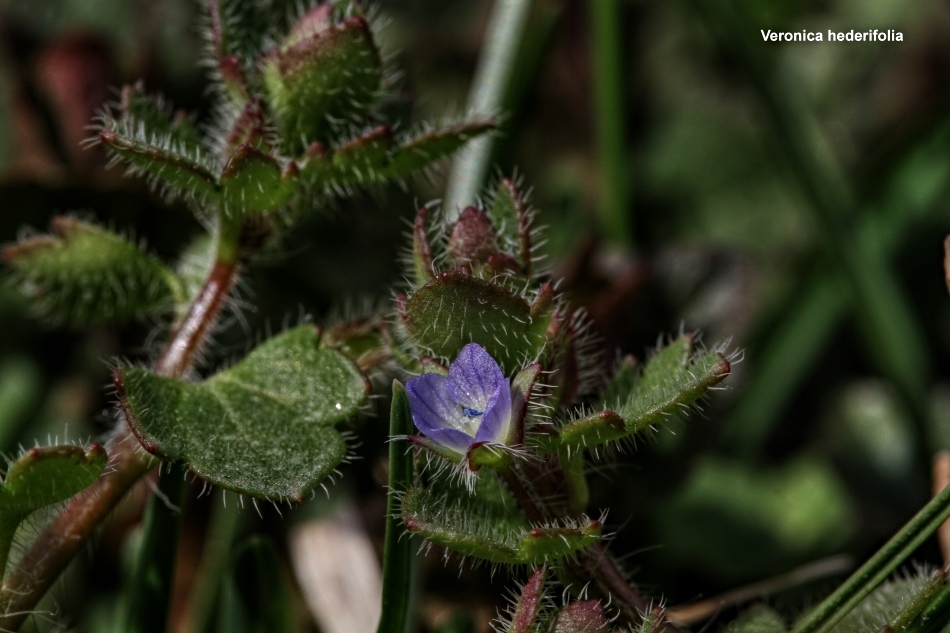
[0,258,240,632]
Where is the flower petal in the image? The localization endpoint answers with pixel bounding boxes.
[406,373,477,454]
[475,377,512,444]
[406,373,455,434]
[447,343,505,411]
[418,426,474,454]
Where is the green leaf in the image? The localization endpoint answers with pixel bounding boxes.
[332,126,394,179]
[99,128,220,202]
[620,336,729,430]
[822,574,933,633]
[297,121,496,197]
[401,271,548,373]
[384,120,496,181]
[98,85,218,202]
[882,570,947,633]
[263,16,382,154]
[117,84,204,156]
[553,411,626,453]
[211,0,304,69]
[0,444,107,576]
[117,326,369,501]
[3,218,185,325]
[401,477,600,565]
[554,337,729,452]
[219,144,297,215]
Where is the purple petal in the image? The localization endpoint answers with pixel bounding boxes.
[475,377,512,444]
[405,373,455,435]
[447,343,505,411]
[418,426,474,454]
[406,373,478,454]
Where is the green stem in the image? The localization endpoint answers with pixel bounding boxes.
[445,0,532,217]
[376,382,416,633]
[124,472,186,633]
[589,0,631,246]
[185,492,245,633]
[790,482,950,633]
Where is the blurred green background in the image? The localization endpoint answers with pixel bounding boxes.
[2,0,950,630]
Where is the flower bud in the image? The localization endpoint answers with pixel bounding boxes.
[262,7,382,154]
[447,207,498,267]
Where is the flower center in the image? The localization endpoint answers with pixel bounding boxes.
[461,407,484,418]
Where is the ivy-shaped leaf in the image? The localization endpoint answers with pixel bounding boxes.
[0,445,107,576]
[117,326,369,501]
[401,476,600,565]
[3,218,185,325]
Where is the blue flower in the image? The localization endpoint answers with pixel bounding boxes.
[405,343,513,459]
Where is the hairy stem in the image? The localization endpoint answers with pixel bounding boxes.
[0,253,241,632]
[155,260,239,378]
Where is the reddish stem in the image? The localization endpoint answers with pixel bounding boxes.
[0,259,240,632]
[155,260,239,378]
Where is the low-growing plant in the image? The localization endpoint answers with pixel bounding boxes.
[2,1,950,633]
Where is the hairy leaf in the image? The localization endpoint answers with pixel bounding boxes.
[3,218,184,325]
[726,607,787,633]
[117,326,369,501]
[99,128,220,202]
[487,178,532,273]
[556,336,729,452]
[401,271,548,374]
[619,336,730,432]
[297,120,495,195]
[0,444,107,575]
[384,120,496,180]
[263,16,382,153]
[401,477,600,565]
[220,144,297,215]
